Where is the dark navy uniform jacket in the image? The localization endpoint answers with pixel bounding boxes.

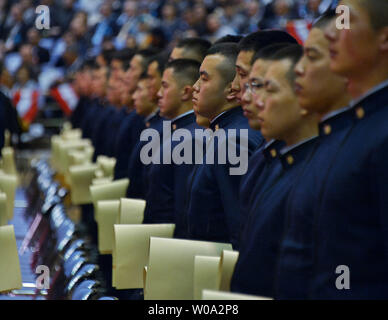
[238,139,282,231]
[70,96,89,129]
[173,118,205,238]
[126,110,164,199]
[91,105,116,160]
[231,137,318,298]
[143,111,199,224]
[80,98,100,139]
[101,107,128,157]
[184,106,264,249]
[113,110,145,180]
[275,80,388,299]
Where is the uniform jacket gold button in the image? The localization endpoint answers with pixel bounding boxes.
[356,107,365,119]
[215,124,220,130]
[270,149,277,158]
[287,155,294,165]
[146,122,150,128]
[324,124,331,135]
[172,124,177,130]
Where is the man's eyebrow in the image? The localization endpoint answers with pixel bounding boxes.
[200,70,209,77]
[236,64,249,73]
[250,76,263,83]
[304,47,319,55]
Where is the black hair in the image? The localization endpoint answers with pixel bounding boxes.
[135,48,159,72]
[206,43,239,84]
[175,38,212,62]
[100,48,116,65]
[270,44,303,85]
[237,30,298,54]
[313,8,336,30]
[165,59,201,86]
[214,34,244,44]
[253,43,295,63]
[112,48,136,70]
[359,0,388,30]
[139,71,149,81]
[148,51,170,76]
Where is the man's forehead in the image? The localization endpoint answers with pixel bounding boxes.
[132,55,142,65]
[201,54,223,73]
[162,67,174,81]
[236,50,254,70]
[265,59,291,82]
[251,59,270,77]
[305,28,328,50]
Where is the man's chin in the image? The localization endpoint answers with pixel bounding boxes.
[248,119,261,131]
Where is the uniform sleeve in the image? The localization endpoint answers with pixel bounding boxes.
[371,135,388,258]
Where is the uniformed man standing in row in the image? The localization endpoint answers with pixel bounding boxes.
[143,59,200,226]
[275,0,388,299]
[231,6,353,295]
[184,43,263,249]
[113,50,156,180]
[231,43,321,297]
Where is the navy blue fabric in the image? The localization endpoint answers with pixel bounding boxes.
[70,96,89,129]
[101,108,127,157]
[142,112,199,225]
[231,137,318,298]
[184,107,264,249]
[126,111,164,199]
[275,83,388,299]
[80,98,100,139]
[91,105,116,160]
[238,140,283,234]
[113,110,145,180]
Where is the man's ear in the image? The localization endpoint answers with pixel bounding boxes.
[181,85,193,101]
[379,26,388,51]
[225,82,236,102]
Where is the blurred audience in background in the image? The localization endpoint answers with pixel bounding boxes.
[0,0,332,132]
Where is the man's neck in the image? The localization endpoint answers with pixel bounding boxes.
[144,105,158,118]
[318,92,351,120]
[283,114,319,147]
[347,60,388,100]
[170,102,193,120]
[209,102,239,122]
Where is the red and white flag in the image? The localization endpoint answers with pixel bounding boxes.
[51,83,79,116]
[286,20,312,45]
[12,88,39,125]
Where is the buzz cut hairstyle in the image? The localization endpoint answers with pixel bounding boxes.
[312,7,336,30]
[175,38,212,62]
[112,48,136,70]
[148,51,170,76]
[253,43,296,63]
[269,44,303,86]
[206,43,239,84]
[359,0,388,30]
[135,48,159,72]
[165,59,201,87]
[214,34,244,44]
[237,30,298,54]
